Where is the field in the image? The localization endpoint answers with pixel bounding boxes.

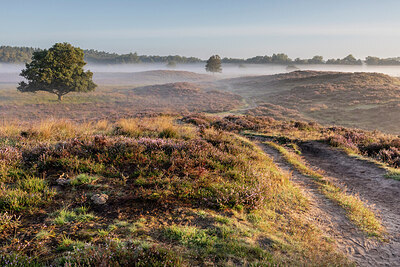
[0,116,353,266]
[0,71,241,123]
[1,69,400,265]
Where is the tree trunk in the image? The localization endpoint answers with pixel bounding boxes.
[57,94,63,101]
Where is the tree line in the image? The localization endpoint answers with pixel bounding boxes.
[0,46,202,64]
[2,45,400,65]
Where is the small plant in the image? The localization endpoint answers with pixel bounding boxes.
[97,229,110,237]
[0,212,21,231]
[35,230,54,240]
[53,207,95,225]
[215,215,230,225]
[17,176,47,193]
[70,174,98,186]
[58,236,86,252]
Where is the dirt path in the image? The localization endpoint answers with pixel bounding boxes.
[299,141,400,266]
[256,139,400,266]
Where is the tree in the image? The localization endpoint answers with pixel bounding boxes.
[205,55,222,73]
[309,55,324,64]
[18,43,97,101]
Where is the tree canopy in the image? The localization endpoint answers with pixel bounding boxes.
[205,55,222,73]
[18,43,97,101]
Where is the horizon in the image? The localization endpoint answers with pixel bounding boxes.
[1,0,400,59]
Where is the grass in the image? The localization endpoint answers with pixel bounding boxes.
[0,116,351,265]
[385,168,400,180]
[58,236,86,252]
[70,174,98,186]
[0,178,55,212]
[53,207,96,225]
[35,230,54,240]
[264,141,385,238]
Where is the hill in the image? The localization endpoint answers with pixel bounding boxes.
[223,71,400,134]
[127,82,242,113]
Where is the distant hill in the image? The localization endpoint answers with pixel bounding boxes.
[128,82,242,113]
[224,71,400,134]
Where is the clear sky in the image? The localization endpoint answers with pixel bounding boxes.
[1,0,400,59]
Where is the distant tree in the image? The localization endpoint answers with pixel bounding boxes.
[309,55,324,64]
[205,55,222,73]
[365,56,380,65]
[343,54,357,62]
[271,53,291,64]
[18,43,97,101]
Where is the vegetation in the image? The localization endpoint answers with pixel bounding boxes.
[0,46,39,63]
[326,54,362,65]
[0,116,350,265]
[205,55,222,73]
[0,46,202,64]
[182,114,400,178]
[365,56,400,65]
[18,43,97,101]
[5,45,398,65]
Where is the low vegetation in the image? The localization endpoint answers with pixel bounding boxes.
[0,116,351,265]
[183,114,400,178]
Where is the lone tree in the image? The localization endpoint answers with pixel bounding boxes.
[205,55,222,73]
[18,43,97,101]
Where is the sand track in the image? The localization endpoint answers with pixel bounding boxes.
[257,139,400,266]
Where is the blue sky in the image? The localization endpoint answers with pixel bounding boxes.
[1,0,400,59]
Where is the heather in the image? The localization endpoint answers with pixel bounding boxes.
[0,117,347,266]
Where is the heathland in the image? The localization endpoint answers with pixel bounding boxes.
[1,69,400,265]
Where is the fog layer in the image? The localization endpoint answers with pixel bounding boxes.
[2,63,400,85]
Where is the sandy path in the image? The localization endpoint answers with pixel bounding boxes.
[256,139,400,266]
[299,141,400,266]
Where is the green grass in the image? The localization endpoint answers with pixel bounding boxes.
[69,174,98,186]
[53,207,96,225]
[58,236,86,252]
[264,141,385,238]
[162,224,272,264]
[385,168,400,180]
[35,230,54,240]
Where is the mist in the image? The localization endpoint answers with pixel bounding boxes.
[3,62,400,85]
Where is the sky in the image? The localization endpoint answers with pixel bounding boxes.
[1,0,400,59]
